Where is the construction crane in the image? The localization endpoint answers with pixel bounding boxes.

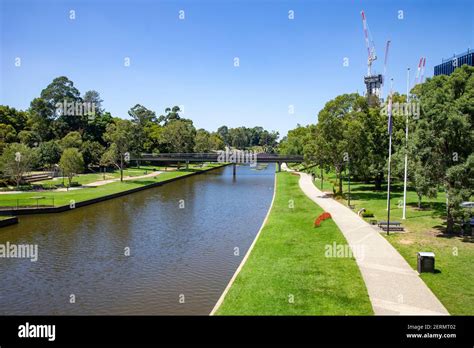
[360,10,383,100]
[420,57,427,83]
[361,10,377,76]
[414,56,426,86]
[380,40,391,100]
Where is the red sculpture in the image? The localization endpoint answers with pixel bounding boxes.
[314,212,332,227]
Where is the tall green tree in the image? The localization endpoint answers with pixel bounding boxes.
[59,148,84,189]
[0,143,36,188]
[103,119,134,181]
[159,119,196,153]
[410,65,474,232]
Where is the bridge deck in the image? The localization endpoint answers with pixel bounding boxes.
[131,153,304,163]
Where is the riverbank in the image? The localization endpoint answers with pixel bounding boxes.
[214,172,373,315]
[0,216,18,227]
[0,163,227,218]
[304,166,473,315]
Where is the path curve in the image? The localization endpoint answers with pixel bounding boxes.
[283,164,448,315]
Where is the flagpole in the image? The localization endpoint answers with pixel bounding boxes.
[386,78,394,235]
[402,68,410,220]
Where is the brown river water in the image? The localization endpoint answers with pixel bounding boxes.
[0,164,275,314]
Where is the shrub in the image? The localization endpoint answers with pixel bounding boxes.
[362,210,374,218]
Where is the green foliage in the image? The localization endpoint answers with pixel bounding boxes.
[38,141,62,169]
[361,210,374,218]
[81,140,105,168]
[409,65,474,232]
[59,148,84,188]
[0,143,36,188]
[60,131,83,150]
[159,119,196,153]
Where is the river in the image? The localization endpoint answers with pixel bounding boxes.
[0,164,275,315]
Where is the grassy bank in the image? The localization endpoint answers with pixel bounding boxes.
[216,172,373,315]
[0,163,224,209]
[306,167,474,315]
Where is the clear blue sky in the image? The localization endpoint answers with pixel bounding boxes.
[1,0,473,137]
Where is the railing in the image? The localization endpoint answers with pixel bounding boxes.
[0,197,55,210]
[133,153,304,162]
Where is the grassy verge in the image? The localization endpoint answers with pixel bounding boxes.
[307,168,474,315]
[0,164,224,208]
[216,172,373,315]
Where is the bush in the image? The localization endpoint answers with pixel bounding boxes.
[362,210,374,218]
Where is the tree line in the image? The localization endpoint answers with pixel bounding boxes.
[279,65,473,233]
[0,76,279,184]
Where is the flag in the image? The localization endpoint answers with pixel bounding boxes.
[387,95,393,135]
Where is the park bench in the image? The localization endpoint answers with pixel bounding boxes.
[378,221,405,232]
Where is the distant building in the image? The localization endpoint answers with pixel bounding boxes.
[434,49,474,76]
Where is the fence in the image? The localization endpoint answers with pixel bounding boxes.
[0,197,55,210]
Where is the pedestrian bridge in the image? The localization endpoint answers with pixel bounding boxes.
[130,153,304,172]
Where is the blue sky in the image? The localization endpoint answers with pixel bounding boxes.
[1,0,473,137]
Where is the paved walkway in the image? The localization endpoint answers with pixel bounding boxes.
[285,166,448,315]
[82,171,163,187]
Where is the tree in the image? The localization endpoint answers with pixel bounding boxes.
[40,76,84,138]
[60,131,83,150]
[38,141,62,170]
[209,133,225,150]
[194,129,211,152]
[158,106,181,126]
[103,119,134,181]
[0,124,17,152]
[410,65,474,233]
[0,105,28,133]
[0,143,36,188]
[29,97,55,141]
[229,127,249,149]
[314,94,362,194]
[82,90,104,115]
[143,123,163,153]
[259,130,279,152]
[278,124,309,155]
[159,119,196,153]
[217,126,230,145]
[128,104,157,153]
[445,154,474,232]
[81,140,105,169]
[59,148,84,189]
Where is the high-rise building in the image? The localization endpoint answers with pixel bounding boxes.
[434,49,474,76]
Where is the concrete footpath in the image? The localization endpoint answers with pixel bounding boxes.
[294,168,448,315]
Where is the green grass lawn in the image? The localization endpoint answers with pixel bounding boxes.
[216,172,373,315]
[306,167,474,315]
[34,165,170,186]
[0,164,224,208]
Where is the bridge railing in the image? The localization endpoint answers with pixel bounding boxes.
[133,153,304,162]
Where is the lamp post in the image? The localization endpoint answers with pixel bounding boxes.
[345,155,351,207]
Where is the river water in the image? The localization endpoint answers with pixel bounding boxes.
[0,164,275,315]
